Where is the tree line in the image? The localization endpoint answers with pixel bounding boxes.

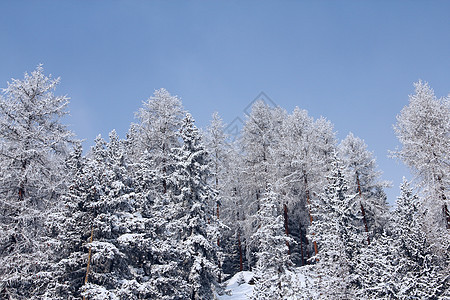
[0,66,448,299]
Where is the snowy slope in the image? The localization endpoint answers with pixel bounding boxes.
[217,269,311,299]
[218,271,255,300]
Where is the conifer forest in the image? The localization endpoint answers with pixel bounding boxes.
[0,66,448,299]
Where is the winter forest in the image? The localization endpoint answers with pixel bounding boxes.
[0,66,448,300]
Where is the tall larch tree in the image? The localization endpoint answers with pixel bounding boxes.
[240,101,285,268]
[275,107,320,265]
[204,112,234,279]
[339,132,390,244]
[0,66,74,299]
[393,81,449,231]
[134,88,185,195]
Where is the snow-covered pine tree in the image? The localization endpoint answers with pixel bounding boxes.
[60,134,118,299]
[156,113,220,300]
[356,180,449,299]
[54,131,157,299]
[0,66,74,298]
[339,132,390,244]
[391,179,448,299]
[250,185,294,300]
[307,153,362,299]
[50,141,90,299]
[354,226,398,299]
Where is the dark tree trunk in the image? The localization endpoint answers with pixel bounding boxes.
[299,224,305,266]
[304,174,318,257]
[238,232,243,272]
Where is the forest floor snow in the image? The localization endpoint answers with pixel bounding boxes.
[217,271,255,300]
[217,268,309,299]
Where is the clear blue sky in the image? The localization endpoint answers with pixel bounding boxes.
[1,1,449,204]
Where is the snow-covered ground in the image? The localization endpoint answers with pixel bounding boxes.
[217,271,255,300]
[217,269,310,299]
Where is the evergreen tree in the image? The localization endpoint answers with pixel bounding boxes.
[153,113,220,299]
[354,230,398,299]
[307,154,361,299]
[54,132,159,299]
[356,179,449,299]
[52,141,89,299]
[250,185,294,300]
[391,179,448,299]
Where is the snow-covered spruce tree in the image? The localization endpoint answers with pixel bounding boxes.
[354,232,397,299]
[354,222,399,299]
[0,66,74,298]
[155,113,220,299]
[307,154,362,299]
[134,88,184,195]
[250,185,294,300]
[339,132,390,244]
[390,179,448,299]
[48,141,89,298]
[393,81,449,231]
[356,179,448,299]
[60,134,118,298]
[57,131,157,299]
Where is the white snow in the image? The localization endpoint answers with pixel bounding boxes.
[217,269,312,299]
[217,271,254,300]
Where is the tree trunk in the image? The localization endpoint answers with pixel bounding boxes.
[304,174,318,257]
[83,227,94,300]
[443,204,450,229]
[437,176,449,229]
[18,183,24,201]
[238,231,243,272]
